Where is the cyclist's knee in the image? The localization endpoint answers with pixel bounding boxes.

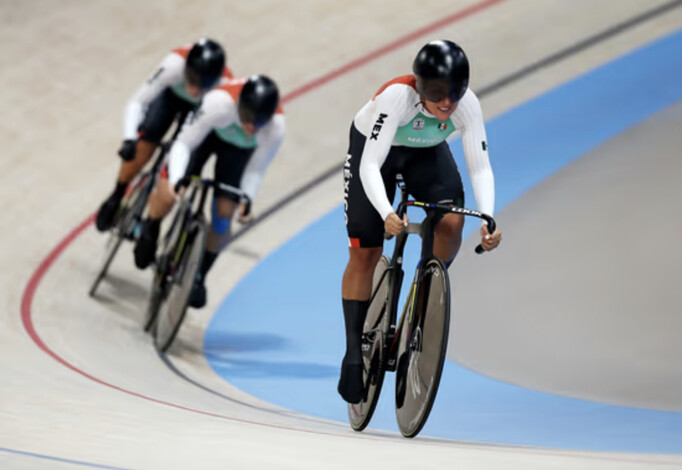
[211,198,235,235]
[158,180,176,207]
[149,179,175,219]
[348,247,382,272]
[436,214,464,241]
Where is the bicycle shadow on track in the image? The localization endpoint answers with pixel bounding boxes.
[93,272,149,303]
[203,331,338,380]
[205,355,338,380]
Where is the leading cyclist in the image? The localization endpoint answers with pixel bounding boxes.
[95,38,232,232]
[339,40,502,403]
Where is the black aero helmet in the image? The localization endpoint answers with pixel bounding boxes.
[185,38,225,90]
[238,75,279,128]
[413,40,469,103]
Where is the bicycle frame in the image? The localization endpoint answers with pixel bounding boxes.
[369,180,496,372]
[164,177,245,276]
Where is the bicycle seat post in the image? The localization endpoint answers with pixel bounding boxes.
[418,211,439,262]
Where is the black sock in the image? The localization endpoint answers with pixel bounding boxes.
[198,250,218,280]
[341,298,369,364]
[144,217,161,238]
[112,181,127,200]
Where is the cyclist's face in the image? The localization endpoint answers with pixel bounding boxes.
[423,96,458,121]
[242,122,257,135]
[184,82,203,99]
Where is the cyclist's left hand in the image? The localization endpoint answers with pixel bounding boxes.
[237,199,253,224]
[480,225,502,251]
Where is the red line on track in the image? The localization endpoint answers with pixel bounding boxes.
[281,0,509,104]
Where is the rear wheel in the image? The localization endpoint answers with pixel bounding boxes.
[395,258,450,438]
[348,255,392,431]
[154,221,207,352]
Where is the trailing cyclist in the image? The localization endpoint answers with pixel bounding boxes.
[339,40,503,403]
[95,38,232,232]
[133,74,285,309]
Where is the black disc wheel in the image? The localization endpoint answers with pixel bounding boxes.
[88,176,148,297]
[145,199,191,332]
[154,221,207,352]
[143,255,168,332]
[348,255,392,432]
[395,258,450,438]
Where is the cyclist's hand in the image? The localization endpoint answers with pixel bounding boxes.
[385,212,408,236]
[174,176,190,195]
[480,225,502,251]
[237,198,253,224]
[118,139,137,161]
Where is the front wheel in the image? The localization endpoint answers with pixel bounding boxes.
[143,255,168,332]
[154,221,207,352]
[348,255,392,432]
[395,258,450,438]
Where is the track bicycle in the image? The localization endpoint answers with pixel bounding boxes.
[348,176,496,438]
[145,176,246,352]
[88,143,169,297]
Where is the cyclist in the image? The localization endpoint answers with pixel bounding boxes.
[133,75,285,309]
[95,38,232,232]
[339,40,502,403]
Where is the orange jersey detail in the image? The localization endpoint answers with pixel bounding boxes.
[217,78,246,101]
[172,44,192,59]
[372,75,417,101]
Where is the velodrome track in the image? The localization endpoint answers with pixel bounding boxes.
[2,1,682,468]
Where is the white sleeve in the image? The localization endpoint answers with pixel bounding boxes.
[240,114,285,201]
[358,86,407,220]
[458,91,495,219]
[122,53,185,140]
[167,91,232,185]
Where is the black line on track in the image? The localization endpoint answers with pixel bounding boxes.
[155,349,348,429]
[158,0,682,408]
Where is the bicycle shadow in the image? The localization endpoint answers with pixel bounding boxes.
[201,331,338,380]
[94,271,149,303]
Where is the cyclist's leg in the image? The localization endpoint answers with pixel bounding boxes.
[189,137,253,308]
[97,89,181,231]
[128,89,191,182]
[339,124,397,403]
[134,129,212,269]
[402,142,465,266]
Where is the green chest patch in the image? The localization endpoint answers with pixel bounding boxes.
[393,112,456,147]
[171,82,202,105]
[215,123,258,149]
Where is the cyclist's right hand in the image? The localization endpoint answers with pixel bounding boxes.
[118,139,137,161]
[173,176,191,195]
[384,212,408,236]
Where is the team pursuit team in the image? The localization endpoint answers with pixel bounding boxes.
[94,37,502,404]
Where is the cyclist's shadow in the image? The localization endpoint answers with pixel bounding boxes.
[88,270,150,326]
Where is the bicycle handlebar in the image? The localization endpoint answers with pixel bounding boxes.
[394,200,496,255]
[180,176,249,201]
